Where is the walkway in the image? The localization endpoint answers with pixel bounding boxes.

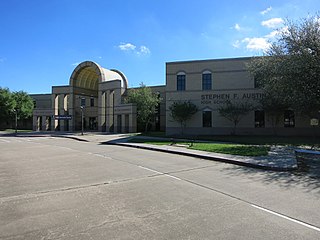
[105,136,298,171]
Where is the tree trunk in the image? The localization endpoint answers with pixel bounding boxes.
[144,121,149,133]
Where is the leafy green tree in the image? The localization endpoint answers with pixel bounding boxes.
[248,15,320,118]
[0,88,34,130]
[125,83,160,132]
[12,91,34,120]
[0,87,15,124]
[218,100,253,135]
[169,101,198,135]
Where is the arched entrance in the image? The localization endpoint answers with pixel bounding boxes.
[49,61,134,133]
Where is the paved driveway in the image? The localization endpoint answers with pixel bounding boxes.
[0,135,319,239]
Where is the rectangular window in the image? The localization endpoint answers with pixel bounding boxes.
[177,75,186,91]
[90,97,94,107]
[202,73,212,90]
[202,111,212,127]
[81,97,86,107]
[284,110,295,127]
[254,76,262,88]
[255,110,265,128]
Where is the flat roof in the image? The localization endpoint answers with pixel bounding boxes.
[166,56,254,65]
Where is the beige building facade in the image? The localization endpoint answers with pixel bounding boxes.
[32,61,138,133]
[31,57,317,136]
[166,57,316,136]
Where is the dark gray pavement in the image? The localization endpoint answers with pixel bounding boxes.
[2,132,298,171]
[1,132,320,239]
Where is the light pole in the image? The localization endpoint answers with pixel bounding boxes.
[80,106,84,135]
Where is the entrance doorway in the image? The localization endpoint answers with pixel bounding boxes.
[89,117,97,130]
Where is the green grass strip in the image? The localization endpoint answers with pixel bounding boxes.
[128,138,270,156]
[189,143,269,156]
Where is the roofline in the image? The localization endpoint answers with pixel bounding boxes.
[166,56,255,65]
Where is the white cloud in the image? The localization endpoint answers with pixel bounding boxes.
[260,7,272,15]
[232,40,241,48]
[71,62,81,66]
[242,37,271,51]
[234,23,241,31]
[119,43,136,51]
[139,46,151,55]
[261,18,284,28]
[118,42,150,56]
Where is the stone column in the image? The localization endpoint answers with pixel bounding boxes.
[114,114,118,133]
[121,114,126,133]
[52,94,59,131]
[98,91,106,132]
[33,115,37,131]
[59,94,65,131]
[129,113,137,133]
[69,93,74,131]
[106,90,114,132]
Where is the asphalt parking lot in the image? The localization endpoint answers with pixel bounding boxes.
[0,134,320,239]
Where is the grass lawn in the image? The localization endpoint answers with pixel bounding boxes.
[139,132,319,147]
[189,143,269,156]
[128,138,270,156]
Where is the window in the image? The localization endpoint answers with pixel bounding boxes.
[202,72,212,90]
[202,110,212,127]
[284,110,295,127]
[177,73,186,91]
[90,97,94,107]
[254,76,262,88]
[81,97,86,107]
[255,110,265,128]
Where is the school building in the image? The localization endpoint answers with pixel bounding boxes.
[30,57,318,136]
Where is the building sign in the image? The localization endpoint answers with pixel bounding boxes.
[200,92,265,105]
[54,115,72,120]
[114,107,133,114]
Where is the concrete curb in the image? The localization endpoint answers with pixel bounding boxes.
[105,142,298,172]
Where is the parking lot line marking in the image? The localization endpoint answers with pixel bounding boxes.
[251,204,320,232]
[139,166,181,181]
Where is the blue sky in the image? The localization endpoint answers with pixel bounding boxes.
[0,0,319,93]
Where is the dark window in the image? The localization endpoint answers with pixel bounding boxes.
[202,73,212,90]
[284,110,295,127]
[177,74,186,91]
[33,100,37,108]
[254,76,262,88]
[255,110,265,128]
[202,111,212,127]
[81,97,86,107]
[90,97,94,107]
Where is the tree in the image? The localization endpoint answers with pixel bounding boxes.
[125,83,160,132]
[0,88,33,130]
[12,91,34,120]
[248,15,320,118]
[169,101,198,135]
[218,100,252,135]
[0,87,15,124]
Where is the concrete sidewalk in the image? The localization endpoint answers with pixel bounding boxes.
[105,136,298,171]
